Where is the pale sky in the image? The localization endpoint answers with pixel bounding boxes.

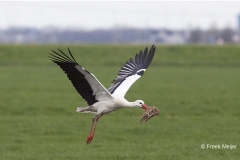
[1,1,240,30]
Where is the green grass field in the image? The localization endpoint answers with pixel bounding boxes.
[0,45,240,160]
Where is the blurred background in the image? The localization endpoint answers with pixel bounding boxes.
[1,2,240,159]
[1,1,240,45]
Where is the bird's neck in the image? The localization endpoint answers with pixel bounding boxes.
[114,97,138,108]
[124,101,138,108]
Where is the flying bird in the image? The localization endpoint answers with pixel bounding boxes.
[49,45,156,144]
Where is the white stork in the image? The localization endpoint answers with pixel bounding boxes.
[49,45,156,144]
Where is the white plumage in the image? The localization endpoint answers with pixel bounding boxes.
[49,45,156,144]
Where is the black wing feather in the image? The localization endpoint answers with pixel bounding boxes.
[135,54,140,66]
[142,47,148,64]
[108,45,156,94]
[52,49,73,63]
[67,48,78,63]
[49,48,98,106]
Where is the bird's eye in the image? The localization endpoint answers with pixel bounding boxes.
[139,102,142,105]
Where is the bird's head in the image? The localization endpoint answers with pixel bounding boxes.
[135,100,150,110]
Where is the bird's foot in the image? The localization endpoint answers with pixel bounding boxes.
[86,135,93,144]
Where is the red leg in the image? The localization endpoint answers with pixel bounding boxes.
[92,117,99,137]
[86,118,95,144]
[86,114,102,145]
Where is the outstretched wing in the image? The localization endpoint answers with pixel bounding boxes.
[108,45,156,97]
[49,48,112,106]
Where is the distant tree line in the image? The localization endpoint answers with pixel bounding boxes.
[189,26,238,44]
[0,26,239,44]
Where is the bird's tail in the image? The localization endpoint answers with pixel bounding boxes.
[76,106,96,114]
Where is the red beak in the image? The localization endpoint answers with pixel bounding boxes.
[141,104,150,110]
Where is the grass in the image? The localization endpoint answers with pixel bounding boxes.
[0,44,240,159]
